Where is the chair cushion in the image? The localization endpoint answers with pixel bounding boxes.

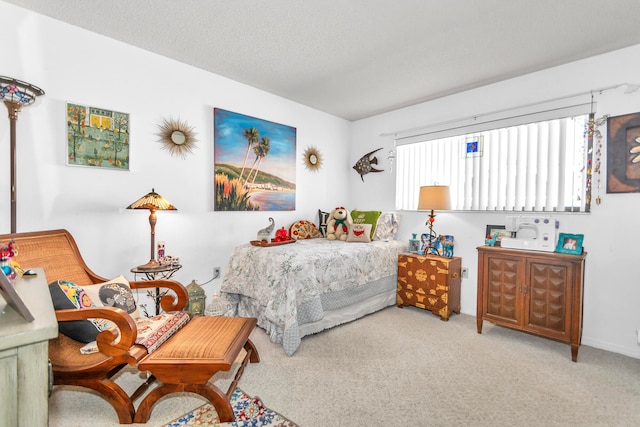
[134,311,190,353]
[49,280,110,343]
[83,275,141,319]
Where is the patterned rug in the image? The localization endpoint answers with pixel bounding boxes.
[163,389,298,427]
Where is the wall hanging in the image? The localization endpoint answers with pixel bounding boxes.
[302,146,322,171]
[353,147,383,182]
[67,103,130,170]
[607,112,640,193]
[213,108,296,211]
[156,117,198,158]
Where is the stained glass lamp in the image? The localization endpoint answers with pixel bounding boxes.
[127,189,177,269]
[1,76,45,233]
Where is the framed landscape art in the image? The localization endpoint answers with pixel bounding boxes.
[213,108,296,211]
[67,103,130,170]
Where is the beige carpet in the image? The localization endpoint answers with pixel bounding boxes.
[49,306,640,426]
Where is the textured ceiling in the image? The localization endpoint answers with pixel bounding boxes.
[5,0,640,121]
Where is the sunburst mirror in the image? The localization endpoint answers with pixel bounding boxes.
[156,117,198,158]
[303,146,323,171]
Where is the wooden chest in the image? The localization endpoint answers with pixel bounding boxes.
[397,253,461,320]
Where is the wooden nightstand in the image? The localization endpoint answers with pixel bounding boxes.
[397,253,461,320]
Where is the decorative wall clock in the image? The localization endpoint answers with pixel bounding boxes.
[156,117,198,158]
[303,146,322,171]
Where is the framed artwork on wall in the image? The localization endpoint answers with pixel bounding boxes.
[213,108,296,211]
[607,112,640,193]
[66,103,130,170]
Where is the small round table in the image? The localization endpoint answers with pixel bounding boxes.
[131,264,182,316]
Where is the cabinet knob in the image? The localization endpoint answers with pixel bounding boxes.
[452,272,459,279]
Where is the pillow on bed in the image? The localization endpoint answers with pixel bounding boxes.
[346,223,372,243]
[289,220,322,240]
[318,209,331,237]
[374,212,401,240]
[49,280,110,343]
[350,210,381,239]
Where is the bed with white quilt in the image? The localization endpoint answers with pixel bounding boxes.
[221,212,405,355]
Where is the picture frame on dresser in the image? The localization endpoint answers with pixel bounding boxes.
[485,225,514,247]
[0,270,34,322]
[555,233,584,254]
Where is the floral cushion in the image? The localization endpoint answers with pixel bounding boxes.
[289,220,322,240]
[134,311,190,353]
[48,280,110,343]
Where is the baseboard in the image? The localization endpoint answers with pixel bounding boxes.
[582,336,640,359]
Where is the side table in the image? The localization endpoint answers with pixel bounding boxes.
[131,264,182,316]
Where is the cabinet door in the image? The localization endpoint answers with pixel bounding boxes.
[524,259,573,341]
[482,253,522,326]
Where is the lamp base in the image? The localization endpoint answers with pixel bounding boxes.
[137,259,161,270]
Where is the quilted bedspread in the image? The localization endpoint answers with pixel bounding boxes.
[221,239,407,355]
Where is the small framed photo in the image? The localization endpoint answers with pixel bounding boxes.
[409,238,421,254]
[0,270,34,322]
[485,225,514,247]
[555,233,584,254]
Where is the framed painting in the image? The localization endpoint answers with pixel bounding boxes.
[67,103,130,170]
[555,233,584,255]
[214,108,296,211]
[607,112,640,193]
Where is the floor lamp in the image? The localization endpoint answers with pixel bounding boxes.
[127,188,177,269]
[1,76,45,233]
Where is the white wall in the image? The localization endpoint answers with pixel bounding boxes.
[349,44,640,358]
[0,2,350,308]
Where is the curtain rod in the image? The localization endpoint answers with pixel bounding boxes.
[380,82,639,138]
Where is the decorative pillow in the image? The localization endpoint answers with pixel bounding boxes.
[318,210,330,237]
[49,280,110,343]
[83,275,140,319]
[346,223,372,243]
[289,220,322,240]
[373,212,401,240]
[135,311,190,353]
[350,210,382,239]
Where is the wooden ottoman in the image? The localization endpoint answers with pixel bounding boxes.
[133,316,259,423]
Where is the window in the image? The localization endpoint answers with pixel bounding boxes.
[395,109,593,213]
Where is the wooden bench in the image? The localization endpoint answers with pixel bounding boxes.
[135,316,259,423]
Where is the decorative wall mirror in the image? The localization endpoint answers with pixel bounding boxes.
[156,117,198,158]
[303,146,323,171]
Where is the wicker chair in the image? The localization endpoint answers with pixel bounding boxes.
[0,229,188,424]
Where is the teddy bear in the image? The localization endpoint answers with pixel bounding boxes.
[326,206,352,241]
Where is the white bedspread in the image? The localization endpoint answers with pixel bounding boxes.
[221,239,407,355]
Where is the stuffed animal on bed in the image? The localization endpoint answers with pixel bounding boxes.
[326,206,352,241]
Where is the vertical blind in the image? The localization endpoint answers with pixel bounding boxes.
[395,113,591,212]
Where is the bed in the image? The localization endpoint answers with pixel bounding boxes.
[221,238,407,355]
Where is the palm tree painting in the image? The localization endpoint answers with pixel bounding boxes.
[214,108,296,211]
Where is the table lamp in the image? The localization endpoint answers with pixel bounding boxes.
[127,188,176,269]
[417,185,451,253]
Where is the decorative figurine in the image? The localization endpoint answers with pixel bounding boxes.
[257,217,275,242]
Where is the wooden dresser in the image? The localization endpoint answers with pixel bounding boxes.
[0,268,57,426]
[397,253,461,320]
[476,246,586,362]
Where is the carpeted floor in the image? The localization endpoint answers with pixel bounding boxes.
[49,306,640,426]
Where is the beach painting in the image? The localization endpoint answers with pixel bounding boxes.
[214,108,296,211]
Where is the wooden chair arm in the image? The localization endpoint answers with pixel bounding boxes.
[55,307,137,357]
[129,279,188,312]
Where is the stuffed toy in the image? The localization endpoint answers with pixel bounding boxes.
[326,206,352,241]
